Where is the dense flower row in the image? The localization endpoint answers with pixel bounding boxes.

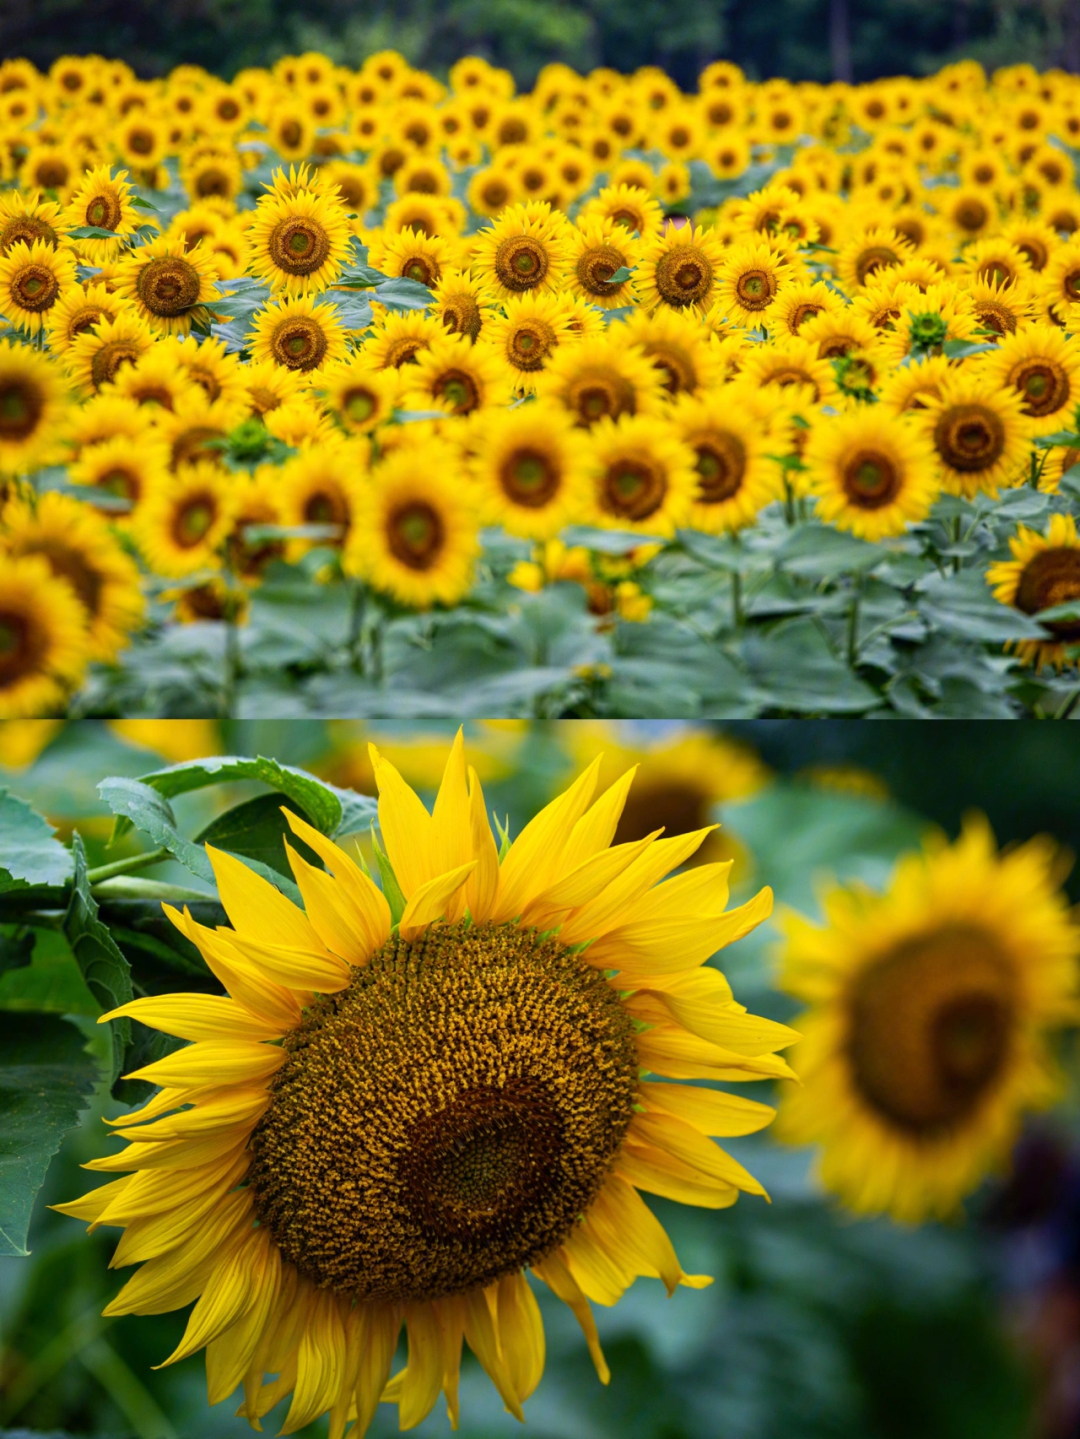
[4,51,1080,714]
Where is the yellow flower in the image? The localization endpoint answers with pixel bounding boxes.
[471,201,572,302]
[68,431,170,513]
[45,282,132,353]
[113,235,219,336]
[317,357,401,433]
[109,337,201,413]
[981,323,1080,432]
[399,333,511,417]
[132,461,236,577]
[60,164,149,262]
[835,224,914,294]
[566,216,641,310]
[482,290,577,394]
[535,332,666,427]
[278,442,366,555]
[0,341,69,475]
[580,183,665,239]
[739,334,842,405]
[248,293,349,374]
[636,223,724,314]
[622,307,725,399]
[0,238,77,335]
[0,190,63,254]
[714,238,793,328]
[429,267,500,344]
[0,554,89,718]
[802,407,940,540]
[361,308,445,369]
[670,386,782,533]
[247,181,352,296]
[987,512,1080,670]
[584,412,697,536]
[918,370,1031,498]
[347,445,480,606]
[367,227,453,289]
[1,491,144,662]
[58,736,791,1433]
[471,402,592,539]
[775,816,1079,1222]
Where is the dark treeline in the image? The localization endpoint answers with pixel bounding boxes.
[1,0,1079,87]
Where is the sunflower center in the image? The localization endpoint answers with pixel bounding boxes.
[342,386,377,423]
[171,426,224,468]
[248,921,638,1301]
[136,256,202,317]
[0,379,43,440]
[388,501,445,569]
[848,926,1014,1134]
[734,267,777,311]
[508,320,556,371]
[1,216,59,252]
[494,235,549,293]
[694,432,746,503]
[577,244,627,297]
[99,467,140,501]
[955,199,989,233]
[0,609,37,683]
[271,316,328,371]
[1009,359,1070,417]
[934,403,1006,472]
[654,247,712,308]
[1016,548,1080,638]
[86,192,122,231]
[13,264,60,313]
[788,302,822,332]
[172,493,218,548]
[602,458,666,521]
[501,447,559,506]
[384,337,425,368]
[842,448,901,508]
[570,369,636,425]
[68,306,106,340]
[433,368,480,414]
[441,295,482,342]
[269,217,332,276]
[90,339,143,389]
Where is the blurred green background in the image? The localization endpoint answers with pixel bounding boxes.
[2,719,1080,1439]
[3,0,1078,94]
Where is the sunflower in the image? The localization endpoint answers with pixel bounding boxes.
[483,291,577,394]
[348,447,480,607]
[399,334,510,417]
[877,354,955,415]
[58,738,791,1433]
[264,395,340,450]
[636,223,723,315]
[775,816,1079,1222]
[987,512,1080,670]
[740,335,841,405]
[538,333,668,431]
[278,443,365,555]
[981,324,1080,432]
[875,281,983,365]
[0,554,88,718]
[429,269,499,344]
[248,294,349,375]
[366,228,453,291]
[1,492,144,662]
[714,239,793,328]
[171,336,249,419]
[113,236,219,337]
[471,201,572,302]
[156,391,247,471]
[938,185,997,240]
[835,225,915,294]
[966,277,1037,339]
[802,408,940,541]
[248,184,351,297]
[670,387,782,533]
[132,462,235,577]
[45,282,131,353]
[0,341,69,475]
[239,357,307,420]
[361,310,445,370]
[0,190,62,254]
[68,430,170,512]
[224,470,286,583]
[60,165,147,262]
[770,280,846,337]
[318,358,401,434]
[584,413,696,537]
[919,371,1031,498]
[110,339,201,414]
[20,141,79,200]
[566,217,641,311]
[0,237,77,335]
[960,236,1033,291]
[621,308,725,400]
[471,402,591,539]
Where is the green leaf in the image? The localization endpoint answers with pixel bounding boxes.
[0,789,74,893]
[0,927,34,975]
[774,523,885,578]
[0,928,99,1016]
[0,1011,98,1255]
[122,754,375,838]
[64,225,119,239]
[63,834,133,1084]
[194,792,323,879]
[372,274,433,310]
[129,195,159,211]
[916,570,1049,642]
[740,617,881,714]
[371,826,406,927]
[606,265,633,283]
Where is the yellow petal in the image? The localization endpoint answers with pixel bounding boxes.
[122,1039,286,1089]
[206,1238,282,1405]
[531,1250,609,1385]
[561,1222,633,1306]
[283,808,391,955]
[616,1142,740,1210]
[108,1157,252,1267]
[520,831,660,926]
[281,1288,347,1435]
[626,988,799,1057]
[103,1085,202,1127]
[353,1300,401,1439]
[495,1273,545,1405]
[463,1285,524,1422]
[224,933,351,992]
[398,860,477,942]
[207,844,327,953]
[83,1130,249,1172]
[430,728,473,922]
[329,1300,368,1439]
[558,827,718,945]
[50,1174,133,1227]
[369,743,435,899]
[98,994,284,1042]
[556,766,639,875]
[156,1226,271,1367]
[164,905,303,1032]
[431,1295,465,1431]
[586,1173,712,1295]
[397,1301,445,1430]
[589,885,775,977]
[465,765,499,922]
[99,1147,250,1225]
[628,1111,768,1197]
[111,1086,269,1145]
[488,757,603,922]
[638,1081,776,1137]
[636,1024,797,1082]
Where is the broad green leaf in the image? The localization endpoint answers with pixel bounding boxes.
[741,617,881,714]
[916,570,1049,642]
[0,789,74,893]
[121,755,343,832]
[0,928,34,975]
[774,523,885,578]
[65,224,119,239]
[0,1011,98,1256]
[63,834,133,1083]
[194,791,323,878]
[0,928,99,1015]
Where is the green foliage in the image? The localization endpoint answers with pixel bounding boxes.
[0,1012,98,1257]
[0,792,73,893]
[62,837,133,1084]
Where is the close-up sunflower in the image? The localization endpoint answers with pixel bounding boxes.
[248,293,349,374]
[471,201,572,302]
[471,401,592,538]
[636,223,724,315]
[775,816,1079,1223]
[347,447,480,606]
[0,237,77,336]
[113,236,220,337]
[988,511,1080,670]
[247,180,352,296]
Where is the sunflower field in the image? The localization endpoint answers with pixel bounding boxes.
[9,56,1080,717]
[3,718,1080,1439]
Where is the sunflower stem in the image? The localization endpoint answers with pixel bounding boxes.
[86,847,171,884]
[348,578,367,674]
[731,569,744,628]
[220,575,241,715]
[1052,685,1080,720]
[783,477,796,526]
[846,572,862,667]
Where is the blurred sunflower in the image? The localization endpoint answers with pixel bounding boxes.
[670,387,781,533]
[0,554,88,717]
[483,290,576,394]
[400,333,509,417]
[988,512,1080,670]
[248,181,351,296]
[132,461,235,576]
[472,201,572,302]
[471,402,591,539]
[535,333,665,427]
[0,237,77,335]
[248,294,348,374]
[584,412,697,536]
[776,816,1080,1222]
[920,371,1031,498]
[59,737,793,1434]
[803,408,940,540]
[0,340,69,474]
